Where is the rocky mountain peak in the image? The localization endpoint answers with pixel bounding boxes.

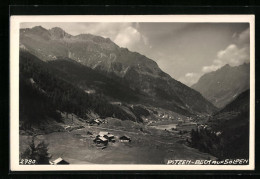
[223,64,230,68]
[192,63,249,108]
[31,25,47,32]
[49,27,72,39]
[21,26,51,40]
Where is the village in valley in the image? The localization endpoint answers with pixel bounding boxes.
[20,108,216,165]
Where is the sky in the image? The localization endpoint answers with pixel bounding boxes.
[20,22,250,86]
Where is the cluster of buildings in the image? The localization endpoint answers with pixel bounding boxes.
[93,131,131,146]
[88,118,107,125]
[197,124,222,136]
[158,113,171,120]
[49,131,132,165]
[197,124,208,131]
[93,131,115,145]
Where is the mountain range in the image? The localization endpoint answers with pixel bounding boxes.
[192,63,250,108]
[20,26,217,116]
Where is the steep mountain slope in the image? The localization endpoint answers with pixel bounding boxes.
[48,58,140,103]
[19,50,140,127]
[210,89,249,129]
[190,89,250,159]
[216,89,250,115]
[192,63,250,108]
[20,26,217,115]
[210,89,249,158]
[20,75,63,130]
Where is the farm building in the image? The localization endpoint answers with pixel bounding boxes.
[119,135,131,142]
[64,125,71,130]
[104,134,115,142]
[84,89,95,94]
[216,131,222,136]
[50,157,69,165]
[88,119,102,125]
[93,136,108,145]
[94,119,102,125]
[93,131,117,143]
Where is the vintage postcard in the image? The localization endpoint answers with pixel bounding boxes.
[10,15,255,171]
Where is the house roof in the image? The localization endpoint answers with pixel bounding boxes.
[99,131,109,136]
[106,134,114,137]
[52,157,65,164]
[98,136,108,141]
[120,135,131,139]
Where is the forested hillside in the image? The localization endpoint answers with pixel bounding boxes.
[48,58,140,103]
[190,90,249,159]
[20,50,137,129]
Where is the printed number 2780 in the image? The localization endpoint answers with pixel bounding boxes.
[19,159,36,165]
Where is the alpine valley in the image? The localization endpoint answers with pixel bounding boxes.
[19,26,250,164]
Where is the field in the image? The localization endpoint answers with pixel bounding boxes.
[20,117,215,164]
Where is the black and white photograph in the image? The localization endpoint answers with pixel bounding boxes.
[10,15,255,171]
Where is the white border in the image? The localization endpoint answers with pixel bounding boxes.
[10,15,255,171]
